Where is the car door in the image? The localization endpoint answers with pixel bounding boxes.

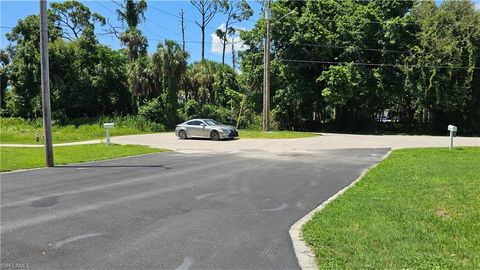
[199,120,213,138]
[185,121,203,137]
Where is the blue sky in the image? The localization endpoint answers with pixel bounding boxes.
[2,1,479,64]
[0,0,263,63]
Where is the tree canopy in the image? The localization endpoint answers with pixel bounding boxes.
[2,0,479,134]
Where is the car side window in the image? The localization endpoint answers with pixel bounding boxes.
[187,121,202,126]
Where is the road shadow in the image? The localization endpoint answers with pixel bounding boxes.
[57,165,172,169]
[182,138,238,142]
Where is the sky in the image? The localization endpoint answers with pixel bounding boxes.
[1,1,479,64]
[0,0,263,63]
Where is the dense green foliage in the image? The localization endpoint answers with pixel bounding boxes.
[302,147,480,269]
[1,0,479,134]
[0,144,168,172]
[4,10,131,120]
[240,0,480,134]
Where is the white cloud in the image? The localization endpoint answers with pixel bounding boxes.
[210,23,249,56]
[476,3,480,10]
[210,23,225,55]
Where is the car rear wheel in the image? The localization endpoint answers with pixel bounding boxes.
[178,130,187,140]
[210,130,220,141]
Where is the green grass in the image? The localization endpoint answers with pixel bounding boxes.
[0,117,163,144]
[0,144,169,172]
[0,117,320,143]
[239,129,320,139]
[302,147,480,269]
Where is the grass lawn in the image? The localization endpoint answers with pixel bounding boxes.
[0,117,163,144]
[302,147,480,269]
[1,118,319,144]
[0,144,168,172]
[1,124,149,144]
[239,130,320,139]
[0,126,149,144]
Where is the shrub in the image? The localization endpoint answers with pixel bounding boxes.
[177,99,200,122]
[198,104,235,125]
[138,95,177,129]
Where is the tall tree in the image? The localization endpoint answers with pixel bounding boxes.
[190,0,220,59]
[0,49,10,111]
[179,9,186,51]
[5,15,61,118]
[154,40,189,126]
[406,0,480,133]
[116,0,148,61]
[50,0,105,41]
[216,0,252,65]
[116,0,147,28]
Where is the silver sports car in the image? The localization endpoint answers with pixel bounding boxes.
[175,119,239,140]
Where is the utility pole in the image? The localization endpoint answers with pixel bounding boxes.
[39,0,54,167]
[262,0,271,132]
[180,9,186,52]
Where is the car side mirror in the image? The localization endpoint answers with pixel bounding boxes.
[200,123,206,127]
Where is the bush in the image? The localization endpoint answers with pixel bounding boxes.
[198,104,235,125]
[138,95,176,129]
[177,99,200,122]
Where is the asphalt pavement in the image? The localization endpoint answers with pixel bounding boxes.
[1,148,389,269]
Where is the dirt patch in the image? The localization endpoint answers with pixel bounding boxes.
[435,208,452,219]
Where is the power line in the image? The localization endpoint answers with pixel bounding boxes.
[94,0,178,36]
[94,1,237,45]
[276,41,411,54]
[247,14,420,27]
[148,5,219,32]
[278,58,480,70]
[101,31,232,59]
[93,0,237,60]
[92,0,117,16]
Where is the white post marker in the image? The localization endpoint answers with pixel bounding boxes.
[104,123,114,145]
[447,125,457,150]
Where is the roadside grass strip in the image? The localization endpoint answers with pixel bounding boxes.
[302,147,480,269]
[1,144,168,172]
[0,117,158,144]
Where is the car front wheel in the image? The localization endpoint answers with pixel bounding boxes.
[178,130,188,140]
[210,130,220,141]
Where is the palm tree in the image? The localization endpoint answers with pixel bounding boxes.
[116,0,148,61]
[192,60,217,104]
[116,0,147,28]
[120,28,147,61]
[153,40,188,107]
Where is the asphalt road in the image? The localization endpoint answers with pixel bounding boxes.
[1,148,389,270]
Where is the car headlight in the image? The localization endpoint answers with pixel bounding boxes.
[220,128,229,133]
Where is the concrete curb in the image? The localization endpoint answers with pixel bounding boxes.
[289,150,392,270]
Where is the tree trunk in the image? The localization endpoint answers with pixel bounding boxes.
[231,40,236,69]
[201,26,205,60]
[222,40,226,65]
[180,9,186,52]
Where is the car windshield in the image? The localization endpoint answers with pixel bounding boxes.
[204,119,222,126]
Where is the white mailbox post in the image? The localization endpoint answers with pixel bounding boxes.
[448,125,457,150]
[104,123,114,145]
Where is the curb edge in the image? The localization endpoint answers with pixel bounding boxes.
[289,150,392,270]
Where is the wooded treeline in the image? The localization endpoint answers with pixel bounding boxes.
[240,0,480,134]
[1,0,479,135]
